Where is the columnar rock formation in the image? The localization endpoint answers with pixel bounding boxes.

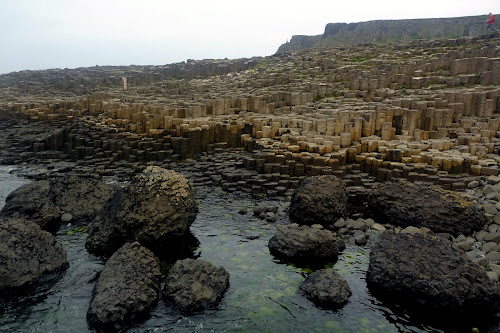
[1,36,500,196]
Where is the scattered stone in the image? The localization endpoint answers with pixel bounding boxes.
[268,225,339,261]
[367,182,486,236]
[289,175,347,226]
[0,218,68,296]
[299,269,351,309]
[367,232,500,318]
[0,181,60,232]
[86,166,198,257]
[49,175,119,224]
[87,242,161,332]
[163,258,230,314]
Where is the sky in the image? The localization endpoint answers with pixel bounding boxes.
[0,0,498,74]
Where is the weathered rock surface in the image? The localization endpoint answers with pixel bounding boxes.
[87,242,161,332]
[289,176,347,226]
[299,269,351,309]
[366,232,500,318]
[0,218,68,296]
[0,181,60,232]
[86,166,198,257]
[268,224,339,261]
[48,175,119,225]
[367,182,486,236]
[163,258,230,314]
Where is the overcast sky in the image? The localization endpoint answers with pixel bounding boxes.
[0,0,498,74]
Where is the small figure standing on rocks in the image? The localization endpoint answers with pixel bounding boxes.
[484,13,499,34]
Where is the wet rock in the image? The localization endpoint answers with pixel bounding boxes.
[48,175,119,225]
[86,166,198,257]
[268,225,339,261]
[367,182,486,236]
[163,258,230,314]
[0,181,60,232]
[87,242,161,332]
[289,175,347,226]
[367,232,500,319]
[0,218,68,296]
[299,269,351,309]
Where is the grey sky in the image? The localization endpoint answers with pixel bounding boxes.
[0,0,498,74]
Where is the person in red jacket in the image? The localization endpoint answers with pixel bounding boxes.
[485,13,499,34]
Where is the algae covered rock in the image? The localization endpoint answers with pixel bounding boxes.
[299,269,351,309]
[366,232,500,318]
[87,242,162,332]
[268,224,339,262]
[86,166,198,257]
[289,175,347,226]
[163,258,230,314]
[367,182,485,236]
[0,218,68,296]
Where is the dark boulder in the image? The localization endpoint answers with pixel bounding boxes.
[289,175,347,226]
[299,269,351,309]
[268,225,339,262]
[0,218,68,296]
[87,242,161,332]
[0,181,60,232]
[48,175,119,225]
[86,166,198,257]
[367,182,485,236]
[163,258,230,314]
[366,232,500,318]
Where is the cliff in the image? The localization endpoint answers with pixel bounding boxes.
[277,14,495,53]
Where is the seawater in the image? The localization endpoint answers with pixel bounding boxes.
[0,167,496,333]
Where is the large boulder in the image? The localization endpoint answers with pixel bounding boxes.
[163,258,230,314]
[268,224,339,261]
[0,218,68,296]
[86,166,198,257]
[87,242,161,332]
[0,181,61,232]
[289,175,347,226]
[366,232,500,318]
[299,269,351,309]
[367,182,485,236]
[48,175,119,225]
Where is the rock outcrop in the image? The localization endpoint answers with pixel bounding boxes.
[0,218,68,296]
[367,182,486,236]
[277,14,494,53]
[299,269,351,309]
[366,232,500,318]
[268,224,339,262]
[86,166,198,257]
[163,258,230,314]
[0,181,60,232]
[289,175,347,226]
[87,242,161,332]
[48,175,118,225]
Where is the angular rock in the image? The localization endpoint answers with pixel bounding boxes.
[289,175,347,226]
[48,175,119,225]
[367,232,500,318]
[0,180,60,232]
[163,258,230,314]
[299,269,351,309]
[268,224,339,261]
[0,218,68,296]
[87,242,161,332]
[86,166,198,257]
[367,182,486,236]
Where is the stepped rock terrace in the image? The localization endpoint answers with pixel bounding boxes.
[2,36,500,193]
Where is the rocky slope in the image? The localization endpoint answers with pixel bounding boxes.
[277,14,497,53]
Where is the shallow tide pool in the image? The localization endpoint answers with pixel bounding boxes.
[0,167,498,333]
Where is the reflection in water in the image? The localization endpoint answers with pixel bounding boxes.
[0,169,498,332]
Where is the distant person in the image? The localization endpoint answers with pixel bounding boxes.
[485,13,499,34]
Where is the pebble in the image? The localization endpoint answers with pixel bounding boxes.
[61,213,73,223]
[401,226,422,234]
